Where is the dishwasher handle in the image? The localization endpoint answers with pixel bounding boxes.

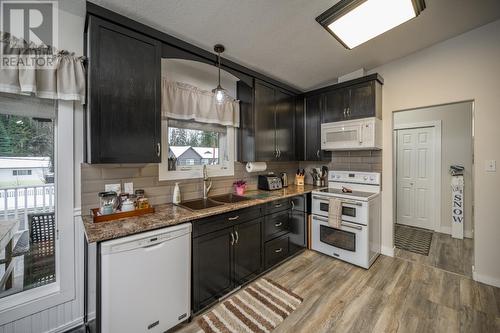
[101,224,192,255]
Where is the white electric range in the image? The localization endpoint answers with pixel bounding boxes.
[311,171,381,269]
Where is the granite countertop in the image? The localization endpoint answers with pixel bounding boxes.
[82,184,322,243]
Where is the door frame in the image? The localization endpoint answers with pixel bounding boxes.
[393,120,442,232]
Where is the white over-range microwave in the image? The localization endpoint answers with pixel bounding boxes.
[321,117,382,151]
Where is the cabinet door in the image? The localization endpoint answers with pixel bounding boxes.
[323,88,346,123]
[88,16,161,163]
[233,219,263,285]
[275,89,295,161]
[254,81,277,161]
[305,95,322,161]
[192,228,234,312]
[347,81,375,119]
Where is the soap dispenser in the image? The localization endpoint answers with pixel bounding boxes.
[173,183,181,204]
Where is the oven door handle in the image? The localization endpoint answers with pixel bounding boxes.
[313,216,364,231]
[313,196,363,206]
[313,195,330,201]
[341,222,363,231]
[341,200,363,206]
[312,216,329,223]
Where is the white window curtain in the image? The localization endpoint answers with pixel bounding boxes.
[0,32,86,104]
[162,80,240,127]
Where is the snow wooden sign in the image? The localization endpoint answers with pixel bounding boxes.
[451,175,464,239]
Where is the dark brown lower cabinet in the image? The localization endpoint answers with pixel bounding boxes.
[192,217,264,313]
[192,228,234,313]
[265,234,290,269]
[192,196,307,314]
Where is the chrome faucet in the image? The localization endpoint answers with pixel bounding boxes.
[203,165,212,199]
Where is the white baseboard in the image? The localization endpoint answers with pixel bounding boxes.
[381,245,394,257]
[439,226,473,239]
[50,317,84,333]
[473,271,500,288]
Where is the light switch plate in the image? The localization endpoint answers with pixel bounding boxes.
[124,182,134,194]
[485,160,496,172]
[105,183,121,194]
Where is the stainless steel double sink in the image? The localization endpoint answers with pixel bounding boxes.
[176,193,251,211]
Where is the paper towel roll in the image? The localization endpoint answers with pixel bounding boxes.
[246,162,267,173]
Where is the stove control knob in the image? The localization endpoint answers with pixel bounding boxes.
[363,176,368,180]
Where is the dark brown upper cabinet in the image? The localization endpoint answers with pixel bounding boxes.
[303,94,331,161]
[237,80,296,162]
[86,15,161,163]
[322,75,383,123]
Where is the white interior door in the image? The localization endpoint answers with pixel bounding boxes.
[396,127,435,230]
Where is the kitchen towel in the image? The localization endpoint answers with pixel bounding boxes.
[328,198,342,229]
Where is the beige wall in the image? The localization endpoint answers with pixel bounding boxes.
[369,19,500,286]
[393,102,473,237]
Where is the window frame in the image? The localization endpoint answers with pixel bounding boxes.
[159,120,235,181]
[0,100,75,324]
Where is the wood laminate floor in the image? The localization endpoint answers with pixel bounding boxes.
[395,227,474,278]
[172,250,500,333]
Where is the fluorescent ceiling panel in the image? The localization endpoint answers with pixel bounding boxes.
[318,0,425,49]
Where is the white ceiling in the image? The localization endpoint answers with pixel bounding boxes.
[90,0,500,91]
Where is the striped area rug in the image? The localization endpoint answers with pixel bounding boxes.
[197,278,303,333]
[395,224,433,256]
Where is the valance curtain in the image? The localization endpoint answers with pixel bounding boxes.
[162,80,240,127]
[0,32,86,104]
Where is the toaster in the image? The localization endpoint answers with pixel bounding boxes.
[258,174,283,191]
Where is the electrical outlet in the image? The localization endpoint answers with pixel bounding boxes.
[124,182,134,194]
[485,160,496,172]
[105,183,121,194]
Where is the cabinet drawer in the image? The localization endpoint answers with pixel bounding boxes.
[264,210,290,241]
[193,206,261,237]
[265,235,289,269]
[265,198,292,215]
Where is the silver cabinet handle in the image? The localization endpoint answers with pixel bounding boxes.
[234,230,239,244]
[343,108,347,118]
[341,223,362,231]
[274,203,282,208]
[347,107,351,117]
[275,222,283,227]
[228,215,239,221]
[156,143,161,157]
[290,200,295,210]
[230,232,235,246]
[313,195,330,201]
[274,248,283,253]
[277,148,281,158]
[317,150,320,158]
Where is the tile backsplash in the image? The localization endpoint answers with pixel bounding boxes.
[81,162,299,214]
[81,151,382,213]
[299,150,382,184]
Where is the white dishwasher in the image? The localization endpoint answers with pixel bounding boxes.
[100,223,191,333]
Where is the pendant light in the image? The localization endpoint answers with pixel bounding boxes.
[212,44,227,104]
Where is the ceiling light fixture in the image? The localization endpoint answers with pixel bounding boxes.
[316,0,426,49]
[212,44,227,105]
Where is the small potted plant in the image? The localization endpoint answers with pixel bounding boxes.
[233,180,247,196]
